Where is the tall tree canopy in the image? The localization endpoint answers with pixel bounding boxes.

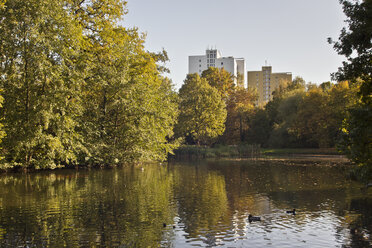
[330,0,372,176]
[0,0,178,169]
[201,67,235,99]
[330,0,372,104]
[176,74,226,146]
[223,87,257,144]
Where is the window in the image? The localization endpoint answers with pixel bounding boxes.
[199,59,201,62]
[221,62,223,65]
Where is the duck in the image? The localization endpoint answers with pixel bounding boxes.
[163,223,167,228]
[286,209,296,215]
[248,214,261,222]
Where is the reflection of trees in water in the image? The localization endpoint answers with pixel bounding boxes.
[173,164,229,242]
[0,162,371,247]
[343,197,372,247]
[191,160,372,246]
[0,165,176,247]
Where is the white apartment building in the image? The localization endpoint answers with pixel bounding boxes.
[188,49,246,87]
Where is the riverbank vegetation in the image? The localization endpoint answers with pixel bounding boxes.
[0,0,178,170]
[0,0,370,181]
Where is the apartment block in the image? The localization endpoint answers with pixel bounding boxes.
[189,49,246,87]
[248,66,292,107]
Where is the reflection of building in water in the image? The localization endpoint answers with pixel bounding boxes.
[189,48,246,87]
[248,66,292,107]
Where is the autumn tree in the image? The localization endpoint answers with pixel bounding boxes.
[263,78,306,148]
[330,0,372,175]
[176,74,226,146]
[201,67,235,99]
[223,87,257,144]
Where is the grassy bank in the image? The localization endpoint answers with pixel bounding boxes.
[172,144,261,159]
[261,148,341,156]
[172,146,344,160]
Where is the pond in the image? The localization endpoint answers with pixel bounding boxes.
[0,159,371,247]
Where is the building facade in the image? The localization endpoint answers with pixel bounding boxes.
[189,49,246,87]
[248,66,292,107]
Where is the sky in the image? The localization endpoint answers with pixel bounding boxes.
[122,0,347,90]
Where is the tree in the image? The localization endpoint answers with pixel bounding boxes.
[0,0,86,169]
[223,87,256,144]
[293,87,331,147]
[263,78,306,148]
[201,67,235,99]
[0,0,179,169]
[330,0,372,175]
[176,74,226,145]
[0,93,5,161]
[329,0,372,104]
[293,82,359,148]
[246,109,271,147]
[79,22,179,164]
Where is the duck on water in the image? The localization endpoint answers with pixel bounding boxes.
[248,214,261,222]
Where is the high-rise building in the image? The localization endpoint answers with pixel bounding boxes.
[189,49,246,87]
[248,66,292,107]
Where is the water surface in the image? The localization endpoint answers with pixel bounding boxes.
[0,160,371,247]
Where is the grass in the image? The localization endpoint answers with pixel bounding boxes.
[172,146,342,160]
[261,148,341,156]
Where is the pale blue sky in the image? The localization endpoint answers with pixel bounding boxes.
[123,0,346,89]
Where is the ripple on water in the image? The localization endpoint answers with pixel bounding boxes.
[0,162,371,247]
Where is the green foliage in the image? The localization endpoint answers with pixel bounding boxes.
[223,87,257,144]
[176,74,227,146]
[330,0,372,174]
[330,0,372,105]
[246,79,358,150]
[173,144,260,159]
[0,0,178,169]
[0,0,86,169]
[294,87,334,148]
[339,103,372,178]
[201,67,235,99]
[246,109,271,147]
[0,93,5,160]
[79,25,179,164]
[267,83,306,148]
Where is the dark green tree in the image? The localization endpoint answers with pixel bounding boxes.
[330,0,372,176]
[330,0,372,104]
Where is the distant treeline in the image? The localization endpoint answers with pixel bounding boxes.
[175,70,359,150]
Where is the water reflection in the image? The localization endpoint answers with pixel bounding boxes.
[0,160,371,247]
